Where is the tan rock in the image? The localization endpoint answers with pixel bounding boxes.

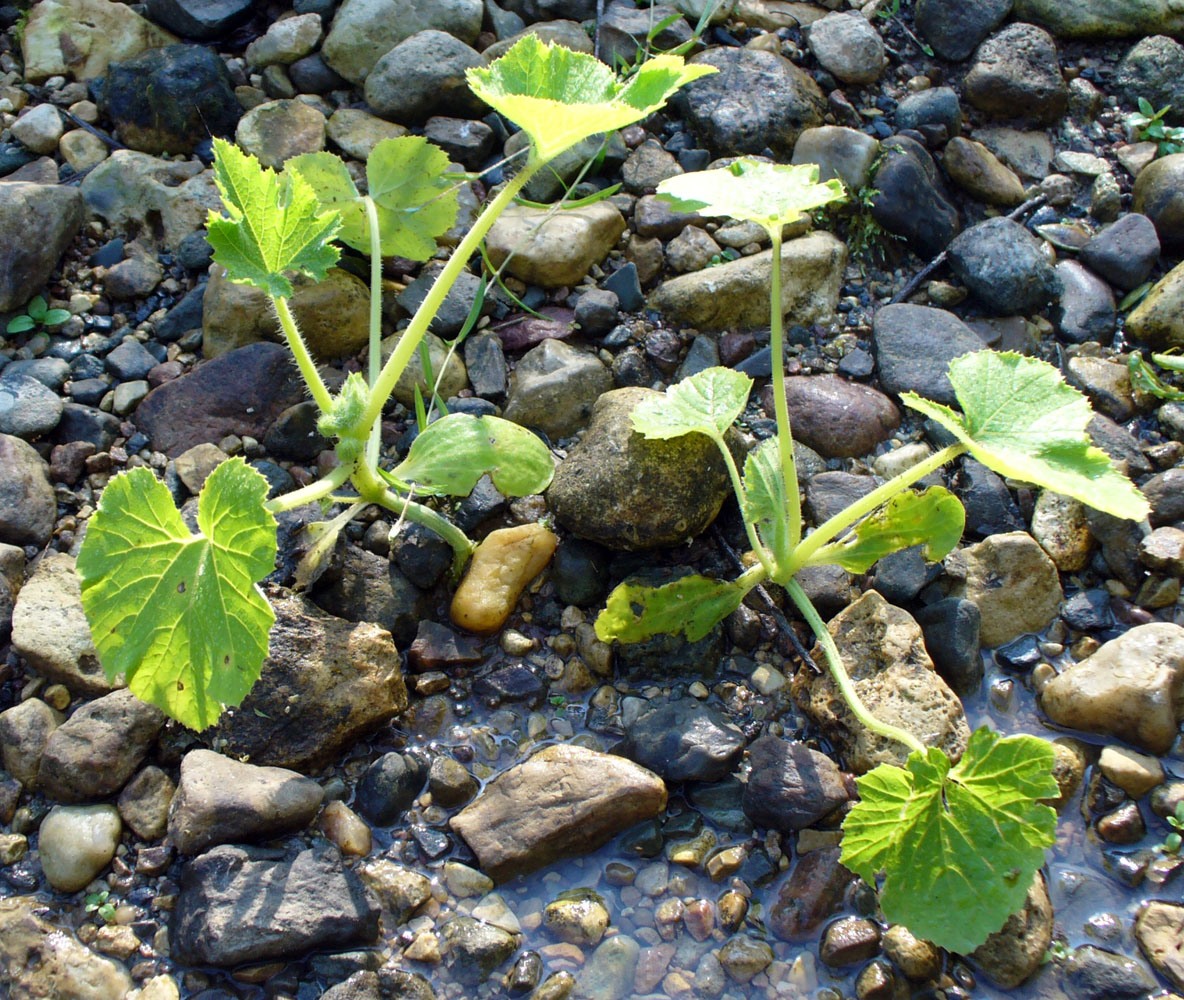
[326,108,408,161]
[1126,259,1184,350]
[451,523,557,634]
[485,202,626,288]
[319,800,372,857]
[942,137,1026,206]
[1136,901,1184,990]
[22,0,176,82]
[1099,745,1165,798]
[451,744,666,881]
[1031,490,1093,571]
[971,874,1053,988]
[383,330,468,407]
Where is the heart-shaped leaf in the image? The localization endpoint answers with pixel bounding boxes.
[77,460,278,731]
[630,366,752,443]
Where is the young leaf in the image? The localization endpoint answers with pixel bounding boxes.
[392,412,555,497]
[743,437,792,567]
[657,159,847,232]
[841,728,1058,955]
[466,34,716,162]
[77,460,278,732]
[806,486,965,573]
[5,315,33,334]
[595,573,748,643]
[1129,353,1184,402]
[630,366,752,442]
[901,351,1149,521]
[206,137,341,299]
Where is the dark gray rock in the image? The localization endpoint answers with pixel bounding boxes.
[964,22,1068,125]
[914,598,983,694]
[804,471,881,525]
[356,752,428,825]
[1053,260,1116,343]
[618,699,746,783]
[463,331,507,399]
[155,283,206,342]
[145,0,253,39]
[422,116,495,172]
[871,546,937,604]
[288,53,348,95]
[4,357,69,390]
[364,31,486,124]
[171,844,380,966]
[872,303,985,404]
[105,338,159,381]
[953,458,1024,537]
[1143,467,1184,527]
[743,736,849,832]
[947,217,1061,314]
[870,136,960,257]
[914,0,1012,61]
[1113,35,1184,125]
[893,86,962,138]
[1062,945,1159,1000]
[398,266,486,338]
[1079,214,1159,291]
[441,915,519,985]
[55,403,121,451]
[263,401,331,462]
[0,183,83,313]
[598,0,691,68]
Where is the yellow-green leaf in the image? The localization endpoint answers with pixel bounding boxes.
[595,573,749,643]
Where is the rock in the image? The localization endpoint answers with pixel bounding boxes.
[767,848,857,941]
[321,969,438,1000]
[1041,623,1184,754]
[621,138,681,195]
[913,598,983,694]
[947,218,1061,314]
[894,85,963,138]
[38,803,122,891]
[0,698,59,787]
[618,699,746,782]
[1136,902,1184,990]
[12,553,116,697]
[1145,468,1184,526]
[675,46,824,158]
[1031,490,1093,572]
[914,0,1011,61]
[105,338,159,380]
[428,755,478,808]
[210,590,408,771]
[944,532,1063,648]
[742,735,849,831]
[806,12,884,85]
[245,12,322,67]
[451,523,558,633]
[1114,35,1184,124]
[572,934,639,1000]
[310,540,429,647]
[36,689,164,802]
[0,373,63,440]
[364,30,485,123]
[964,22,1068,125]
[101,44,240,154]
[501,339,611,439]
[1011,0,1184,39]
[441,915,518,984]
[546,386,731,550]
[450,743,666,881]
[326,108,409,160]
[144,0,253,40]
[942,136,1027,206]
[1062,944,1160,999]
[171,843,380,966]
[167,748,324,855]
[872,303,986,404]
[544,888,610,946]
[1079,214,1159,291]
[118,765,175,839]
[820,916,881,968]
[971,874,1053,987]
[0,183,84,312]
[0,896,134,998]
[870,136,960,257]
[21,0,177,82]
[359,860,431,921]
[793,591,970,772]
[598,1,689,67]
[381,330,469,407]
[11,104,64,155]
[791,125,880,193]
[649,230,846,331]
[0,435,55,547]
[975,126,1054,181]
[134,342,309,456]
[1054,260,1117,343]
[355,752,427,825]
[1133,153,1184,251]
[765,374,899,459]
[236,99,325,169]
[422,116,495,172]
[399,265,487,338]
[1066,355,1134,422]
[717,935,773,983]
[485,203,626,288]
[320,0,483,85]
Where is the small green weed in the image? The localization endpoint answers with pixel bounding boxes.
[1161,800,1184,854]
[84,890,116,924]
[6,294,70,334]
[1127,98,1184,156]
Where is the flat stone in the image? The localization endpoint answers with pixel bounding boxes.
[1011,0,1184,39]
[742,735,849,831]
[618,699,746,783]
[872,303,985,405]
[21,0,177,82]
[1136,901,1184,990]
[485,203,626,288]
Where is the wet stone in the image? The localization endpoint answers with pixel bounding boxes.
[37,803,122,891]
[428,755,478,809]
[820,916,882,968]
[1062,944,1160,1000]
[544,888,610,947]
[617,699,745,783]
[742,735,849,831]
[1096,801,1146,844]
[913,598,983,695]
[1135,901,1184,991]
[768,848,857,941]
[355,752,428,826]
[442,915,518,985]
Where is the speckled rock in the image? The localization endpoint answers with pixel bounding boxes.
[964,22,1068,125]
[872,303,985,405]
[235,98,325,168]
[806,12,885,85]
[0,182,84,312]
[364,30,486,123]
[971,874,1054,988]
[915,0,1011,61]
[947,217,1061,314]
[21,0,177,82]
[1133,153,1184,251]
[0,434,56,547]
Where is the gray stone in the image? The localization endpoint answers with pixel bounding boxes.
[870,136,960,257]
[1053,260,1117,343]
[105,337,159,380]
[364,30,485,124]
[1114,36,1184,124]
[442,915,519,985]
[0,697,59,788]
[37,688,165,802]
[598,1,690,67]
[546,386,730,550]
[1062,944,1159,999]
[913,598,983,695]
[0,373,62,439]
[37,804,122,892]
[235,99,325,169]
[947,217,1061,314]
[502,339,612,440]
[485,202,626,288]
[764,374,899,459]
[806,12,885,85]
[742,735,849,831]
[326,108,409,161]
[964,23,1068,125]
[791,126,880,193]
[117,765,175,839]
[894,86,962,138]
[975,126,1054,180]
[618,699,746,783]
[245,13,322,67]
[1011,0,1184,39]
[572,935,639,1000]
[145,0,253,41]
[1079,214,1159,291]
[0,183,84,312]
[171,843,380,966]
[11,104,64,155]
[914,0,1012,61]
[872,303,985,404]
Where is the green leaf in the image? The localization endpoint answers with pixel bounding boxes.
[392,412,555,497]
[901,351,1149,521]
[807,486,965,573]
[630,366,752,442]
[26,295,47,320]
[657,158,847,234]
[76,460,278,732]
[595,573,748,643]
[466,34,716,162]
[743,437,792,567]
[206,137,341,299]
[41,308,71,327]
[5,315,33,334]
[293,520,342,592]
[1129,354,1184,402]
[841,728,1059,954]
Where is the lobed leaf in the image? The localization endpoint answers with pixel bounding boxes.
[841,728,1059,955]
[806,486,964,573]
[595,573,748,644]
[630,366,752,442]
[743,437,792,568]
[206,138,341,298]
[902,351,1149,521]
[77,460,278,732]
[392,412,555,497]
[467,34,716,162]
[657,158,847,233]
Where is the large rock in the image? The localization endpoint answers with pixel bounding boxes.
[791,591,970,772]
[144,0,254,41]
[870,136,960,257]
[209,590,408,771]
[171,844,380,966]
[964,23,1068,125]
[1041,623,1184,754]
[546,386,731,550]
[617,699,747,783]
[1132,153,1184,251]
[872,304,985,404]
[37,804,122,892]
[649,231,846,331]
[450,744,667,881]
[0,183,84,312]
[364,30,486,123]
[764,374,899,459]
[12,553,117,697]
[1127,259,1184,350]
[0,434,56,547]
[1011,0,1184,38]
[971,874,1054,987]
[485,203,626,288]
[742,735,850,831]
[1136,901,1184,990]
[947,218,1061,314]
[915,0,1011,61]
[167,748,325,855]
[501,339,612,439]
[21,0,177,82]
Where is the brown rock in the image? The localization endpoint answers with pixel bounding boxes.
[450,744,666,881]
[0,434,56,547]
[1136,901,1184,990]
[767,847,857,941]
[942,137,1026,206]
[971,874,1053,988]
[765,374,899,459]
[0,183,84,312]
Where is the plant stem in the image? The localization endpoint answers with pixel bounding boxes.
[785,442,965,577]
[765,226,802,554]
[274,296,333,414]
[357,159,543,435]
[363,194,383,469]
[264,461,352,514]
[786,578,926,756]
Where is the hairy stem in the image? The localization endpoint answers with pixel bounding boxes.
[786,578,926,756]
[264,461,352,514]
[363,194,384,469]
[766,226,802,555]
[274,296,333,413]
